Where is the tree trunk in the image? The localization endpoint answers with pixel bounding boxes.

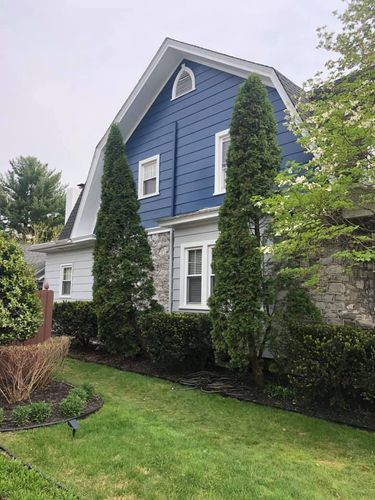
[251,357,265,387]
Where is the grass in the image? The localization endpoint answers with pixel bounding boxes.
[1,358,374,499]
[0,452,75,499]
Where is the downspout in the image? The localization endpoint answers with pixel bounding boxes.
[168,121,178,311]
[171,121,178,217]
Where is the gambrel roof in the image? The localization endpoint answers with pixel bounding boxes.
[40,38,303,246]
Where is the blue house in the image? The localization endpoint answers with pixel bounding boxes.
[34,39,309,311]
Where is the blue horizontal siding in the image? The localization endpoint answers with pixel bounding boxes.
[126,59,309,228]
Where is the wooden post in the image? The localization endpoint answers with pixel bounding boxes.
[24,282,54,345]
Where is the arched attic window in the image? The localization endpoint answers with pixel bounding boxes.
[171,64,196,100]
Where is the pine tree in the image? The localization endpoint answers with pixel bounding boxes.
[0,233,41,345]
[93,124,157,355]
[209,75,281,386]
[1,157,65,241]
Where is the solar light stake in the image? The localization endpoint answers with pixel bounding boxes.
[68,419,80,438]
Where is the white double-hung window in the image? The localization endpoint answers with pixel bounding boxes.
[214,129,230,195]
[60,264,72,297]
[138,155,160,199]
[180,240,216,309]
[186,248,203,304]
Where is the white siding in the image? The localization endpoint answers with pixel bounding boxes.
[172,221,219,312]
[45,246,94,302]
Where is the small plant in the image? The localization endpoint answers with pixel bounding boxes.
[12,405,31,426]
[29,402,52,423]
[80,383,95,400]
[0,408,4,424]
[59,394,85,418]
[69,387,89,403]
[265,384,296,401]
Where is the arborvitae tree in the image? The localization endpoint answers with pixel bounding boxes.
[0,233,41,345]
[209,75,281,386]
[93,124,157,355]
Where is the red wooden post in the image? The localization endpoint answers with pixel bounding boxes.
[24,282,54,345]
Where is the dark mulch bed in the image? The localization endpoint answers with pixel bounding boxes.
[0,380,103,432]
[70,349,375,432]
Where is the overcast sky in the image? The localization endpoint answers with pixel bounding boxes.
[1,0,343,186]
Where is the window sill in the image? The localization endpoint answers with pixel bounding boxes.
[138,191,159,200]
[213,190,225,196]
[178,305,209,311]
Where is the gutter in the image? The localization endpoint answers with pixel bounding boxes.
[29,234,96,253]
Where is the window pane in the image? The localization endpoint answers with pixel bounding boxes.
[63,267,72,280]
[143,160,156,180]
[62,281,71,296]
[187,276,201,303]
[188,249,202,275]
[143,178,157,195]
[222,138,230,168]
[210,275,215,294]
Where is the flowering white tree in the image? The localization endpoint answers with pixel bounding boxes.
[264,0,375,279]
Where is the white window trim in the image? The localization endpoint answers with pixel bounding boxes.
[138,154,160,200]
[179,239,216,310]
[59,264,73,298]
[214,129,230,196]
[171,64,196,100]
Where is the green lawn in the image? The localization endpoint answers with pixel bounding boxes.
[0,452,75,499]
[1,358,374,499]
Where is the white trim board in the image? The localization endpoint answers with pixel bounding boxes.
[179,239,216,310]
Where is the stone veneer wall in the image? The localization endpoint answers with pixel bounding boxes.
[311,254,374,328]
[148,231,171,311]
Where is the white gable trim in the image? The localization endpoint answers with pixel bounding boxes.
[72,38,300,239]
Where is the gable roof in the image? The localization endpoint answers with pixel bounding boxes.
[62,38,302,240]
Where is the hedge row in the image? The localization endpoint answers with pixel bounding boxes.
[140,312,213,370]
[53,301,374,407]
[53,301,97,348]
[280,322,375,407]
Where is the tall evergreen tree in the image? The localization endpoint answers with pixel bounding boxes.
[209,75,281,386]
[93,124,157,355]
[1,156,65,241]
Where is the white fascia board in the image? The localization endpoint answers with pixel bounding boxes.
[159,207,220,228]
[72,38,299,239]
[30,234,96,254]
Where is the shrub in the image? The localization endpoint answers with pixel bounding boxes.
[12,405,31,426]
[0,234,42,345]
[0,408,4,424]
[265,384,296,400]
[80,382,95,400]
[69,387,89,403]
[29,402,52,423]
[53,301,97,348]
[0,337,70,403]
[283,323,375,407]
[140,312,213,370]
[59,394,86,418]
